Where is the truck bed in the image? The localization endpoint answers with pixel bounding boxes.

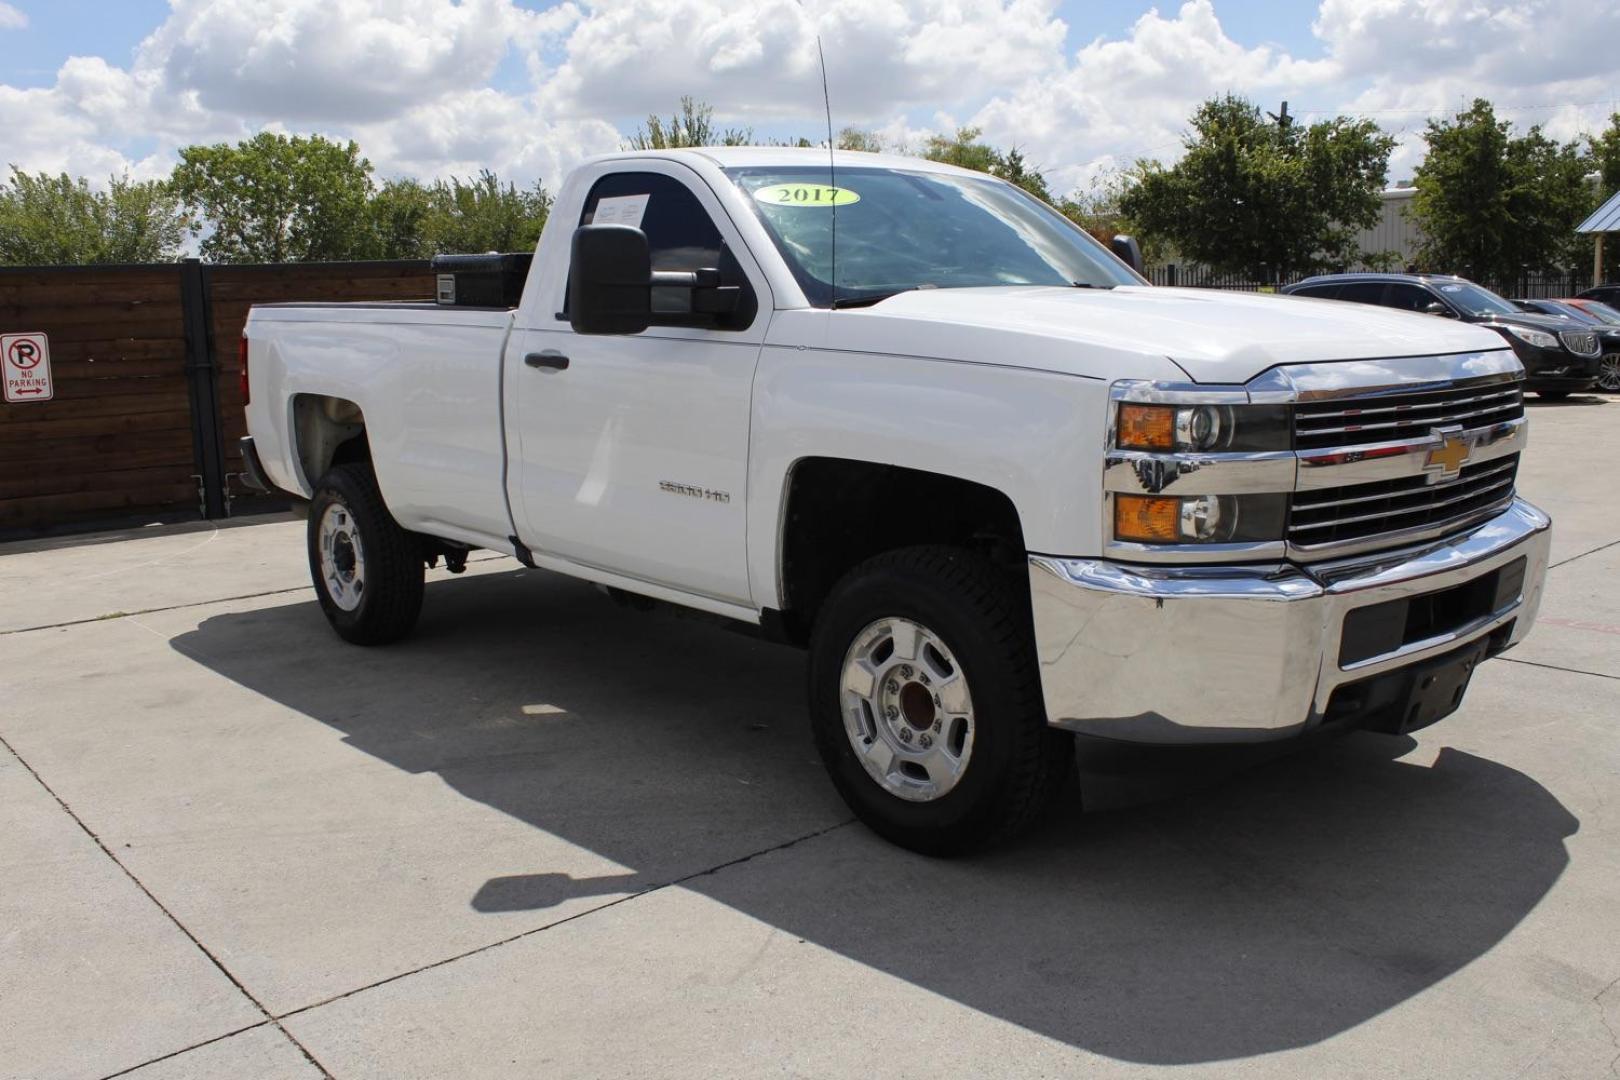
[245,303,518,550]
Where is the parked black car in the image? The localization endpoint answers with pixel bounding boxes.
[1513,298,1620,391]
[1283,273,1602,397]
[1577,284,1620,308]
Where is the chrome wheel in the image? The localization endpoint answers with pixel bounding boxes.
[317,501,366,612]
[840,617,975,802]
[1598,352,1620,392]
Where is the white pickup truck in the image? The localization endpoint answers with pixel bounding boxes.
[241,147,1551,853]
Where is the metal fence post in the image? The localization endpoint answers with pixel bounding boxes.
[179,258,227,519]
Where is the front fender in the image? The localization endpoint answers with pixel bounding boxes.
[745,344,1130,609]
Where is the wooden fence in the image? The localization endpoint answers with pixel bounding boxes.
[0,260,434,537]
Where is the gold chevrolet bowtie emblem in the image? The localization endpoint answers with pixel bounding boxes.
[1424,429,1471,482]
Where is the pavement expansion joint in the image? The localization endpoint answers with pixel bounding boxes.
[1499,656,1620,682]
[273,818,856,1023]
[0,587,313,637]
[1549,535,1620,571]
[0,730,337,1080]
[95,1022,272,1080]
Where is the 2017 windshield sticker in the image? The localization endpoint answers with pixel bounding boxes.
[754,184,861,207]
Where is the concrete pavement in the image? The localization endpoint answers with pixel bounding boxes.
[2,394,1617,1079]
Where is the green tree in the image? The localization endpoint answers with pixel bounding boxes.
[171,133,375,262]
[919,127,1053,201]
[363,177,435,259]
[1058,168,1163,259]
[1588,112,1620,198]
[836,128,885,153]
[0,169,188,265]
[1411,100,1593,281]
[1584,113,1620,280]
[1120,95,1394,279]
[626,96,753,150]
[421,170,551,254]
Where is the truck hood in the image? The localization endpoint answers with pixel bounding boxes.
[848,285,1509,384]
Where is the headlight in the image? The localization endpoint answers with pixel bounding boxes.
[1115,403,1290,452]
[1503,324,1558,350]
[1114,494,1288,544]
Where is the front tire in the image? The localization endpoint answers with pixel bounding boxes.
[1597,352,1620,393]
[307,463,424,645]
[808,546,1072,855]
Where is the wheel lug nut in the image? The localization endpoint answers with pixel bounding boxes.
[899,665,914,678]
[919,734,933,748]
[885,706,899,721]
[899,728,913,743]
[885,679,899,694]
[932,719,942,733]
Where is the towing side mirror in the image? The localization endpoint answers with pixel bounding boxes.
[569,224,652,335]
[1110,234,1145,277]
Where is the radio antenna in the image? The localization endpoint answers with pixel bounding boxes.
[816,36,837,307]
[798,4,836,306]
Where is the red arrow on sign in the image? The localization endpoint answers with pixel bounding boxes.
[12,386,44,395]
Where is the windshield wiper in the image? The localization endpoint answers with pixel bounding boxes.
[831,287,918,309]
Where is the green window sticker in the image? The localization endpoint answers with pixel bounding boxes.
[754,184,860,207]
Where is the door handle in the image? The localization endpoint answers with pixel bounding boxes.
[525,350,570,371]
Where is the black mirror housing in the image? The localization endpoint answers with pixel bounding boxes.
[1111,234,1145,277]
[1424,301,1456,318]
[569,225,652,335]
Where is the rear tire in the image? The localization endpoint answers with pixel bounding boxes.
[808,546,1072,855]
[307,463,424,645]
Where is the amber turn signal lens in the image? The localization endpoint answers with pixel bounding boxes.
[1115,495,1181,542]
[1117,404,1174,450]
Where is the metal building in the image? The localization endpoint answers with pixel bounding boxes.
[1351,186,1422,271]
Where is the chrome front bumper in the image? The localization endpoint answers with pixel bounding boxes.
[1028,498,1551,743]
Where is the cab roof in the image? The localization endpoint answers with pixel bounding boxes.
[578,145,986,178]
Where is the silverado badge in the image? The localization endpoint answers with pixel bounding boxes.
[1423,427,1471,483]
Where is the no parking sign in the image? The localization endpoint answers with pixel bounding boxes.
[2,332,54,403]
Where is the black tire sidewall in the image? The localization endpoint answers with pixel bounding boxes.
[306,464,422,644]
[808,550,1046,851]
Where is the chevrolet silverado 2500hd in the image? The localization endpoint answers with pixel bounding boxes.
[240,148,1551,854]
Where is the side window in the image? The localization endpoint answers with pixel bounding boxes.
[582,172,722,272]
[1386,284,1438,313]
[576,171,755,329]
[1336,282,1388,306]
[1293,284,1340,300]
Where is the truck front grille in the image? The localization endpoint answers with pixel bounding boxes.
[1294,381,1523,452]
[1289,454,1519,548]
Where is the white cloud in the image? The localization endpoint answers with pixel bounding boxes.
[141,0,549,124]
[1,0,1616,196]
[0,2,26,31]
[967,1,1336,194]
[544,0,1068,123]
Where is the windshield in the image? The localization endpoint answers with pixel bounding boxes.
[724,165,1142,307]
[1577,300,1620,326]
[1433,280,1520,317]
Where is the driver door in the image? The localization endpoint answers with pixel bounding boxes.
[508,163,771,608]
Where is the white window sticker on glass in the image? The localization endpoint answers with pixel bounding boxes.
[592,194,650,228]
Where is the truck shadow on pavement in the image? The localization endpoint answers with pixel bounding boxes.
[173,564,1578,1067]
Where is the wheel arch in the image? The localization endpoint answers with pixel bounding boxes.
[770,456,1029,643]
[291,393,370,492]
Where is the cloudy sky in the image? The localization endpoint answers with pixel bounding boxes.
[1,0,1616,198]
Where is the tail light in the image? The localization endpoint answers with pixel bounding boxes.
[239,334,250,406]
